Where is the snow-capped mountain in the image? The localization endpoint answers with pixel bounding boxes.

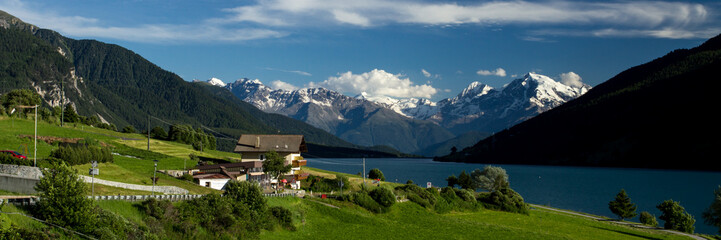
[207,77,227,87]
[209,72,588,155]
[377,72,590,135]
[221,79,455,153]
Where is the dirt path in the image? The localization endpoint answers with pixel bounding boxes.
[530,204,707,240]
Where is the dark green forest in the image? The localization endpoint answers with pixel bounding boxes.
[436,33,721,171]
[1,11,402,156]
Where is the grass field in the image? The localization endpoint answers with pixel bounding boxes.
[260,197,693,240]
[1,117,221,195]
[0,117,705,239]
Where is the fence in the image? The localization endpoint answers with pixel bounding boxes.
[1,192,299,206]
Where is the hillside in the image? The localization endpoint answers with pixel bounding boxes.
[436,33,721,171]
[0,10,384,155]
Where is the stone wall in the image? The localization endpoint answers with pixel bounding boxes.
[0,164,43,179]
[0,174,39,194]
[0,164,43,194]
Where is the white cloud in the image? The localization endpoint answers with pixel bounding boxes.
[216,0,717,39]
[0,0,286,43]
[271,80,300,91]
[264,67,312,76]
[421,69,432,78]
[309,69,438,98]
[476,68,507,77]
[559,72,585,88]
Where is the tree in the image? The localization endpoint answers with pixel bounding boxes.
[122,125,136,133]
[34,161,95,232]
[262,150,292,184]
[150,126,168,139]
[368,168,385,181]
[450,146,457,155]
[657,199,695,233]
[703,186,721,234]
[471,165,509,192]
[63,104,79,123]
[608,189,637,220]
[446,174,458,188]
[640,211,658,227]
[0,89,41,116]
[458,170,476,190]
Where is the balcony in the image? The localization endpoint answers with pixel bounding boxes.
[292,159,307,167]
[295,173,309,180]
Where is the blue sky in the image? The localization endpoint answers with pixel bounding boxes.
[2,0,720,101]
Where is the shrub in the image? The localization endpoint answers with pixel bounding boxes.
[369,187,395,208]
[49,143,113,165]
[150,126,168,139]
[478,188,529,214]
[640,211,658,227]
[352,192,386,213]
[368,168,385,181]
[0,153,32,166]
[395,184,437,209]
[269,206,296,231]
[122,125,136,133]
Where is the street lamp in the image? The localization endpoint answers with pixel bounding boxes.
[152,160,158,197]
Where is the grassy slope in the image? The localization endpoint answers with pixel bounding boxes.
[0,117,700,239]
[0,117,218,194]
[261,197,691,240]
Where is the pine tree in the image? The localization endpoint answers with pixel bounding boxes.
[609,189,637,220]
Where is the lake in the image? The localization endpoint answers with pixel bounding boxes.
[307,157,721,235]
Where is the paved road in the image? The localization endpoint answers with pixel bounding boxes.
[530,204,707,240]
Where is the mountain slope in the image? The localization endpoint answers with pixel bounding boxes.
[223,79,455,153]
[436,33,721,171]
[0,11,361,152]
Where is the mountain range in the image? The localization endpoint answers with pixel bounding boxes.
[435,33,721,171]
[204,72,589,155]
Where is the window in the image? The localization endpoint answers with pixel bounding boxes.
[260,154,265,161]
[205,182,211,187]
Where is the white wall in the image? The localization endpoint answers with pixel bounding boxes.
[198,178,230,190]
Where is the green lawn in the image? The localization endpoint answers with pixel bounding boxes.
[261,197,693,240]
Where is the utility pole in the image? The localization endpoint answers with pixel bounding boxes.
[152,160,158,198]
[60,78,64,127]
[34,105,37,167]
[147,115,150,151]
[363,157,366,187]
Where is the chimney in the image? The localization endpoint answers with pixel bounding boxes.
[255,136,260,148]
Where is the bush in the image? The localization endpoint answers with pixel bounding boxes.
[352,191,386,213]
[395,184,437,209]
[122,125,136,133]
[49,143,113,165]
[150,126,168,139]
[640,211,658,227]
[269,206,296,231]
[369,187,395,208]
[368,168,385,181]
[478,188,529,214]
[0,153,32,166]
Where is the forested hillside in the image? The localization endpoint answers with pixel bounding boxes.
[436,33,721,171]
[0,10,374,153]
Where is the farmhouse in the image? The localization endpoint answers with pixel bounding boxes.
[234,134,308,189]
[191,161,263,190]
[190,134,309,190]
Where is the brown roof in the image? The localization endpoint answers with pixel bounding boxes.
[233,134,307,153]
[196,161,262,171]
[193,173,231,179]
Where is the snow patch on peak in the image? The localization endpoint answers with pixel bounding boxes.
[207,77,226,87]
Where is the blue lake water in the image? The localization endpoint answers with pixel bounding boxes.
[307,158,721,235]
